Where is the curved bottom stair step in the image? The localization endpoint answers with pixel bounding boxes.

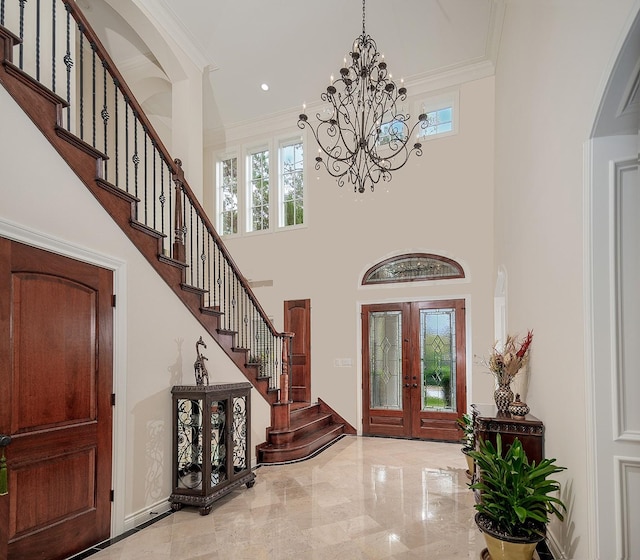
[256,422,345,464]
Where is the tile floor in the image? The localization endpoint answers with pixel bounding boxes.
[73,436,550,559]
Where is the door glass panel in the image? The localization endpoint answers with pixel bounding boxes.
[421,308,456,412]
[369,311,403,410]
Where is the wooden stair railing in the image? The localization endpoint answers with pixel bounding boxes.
[0,0,292,407]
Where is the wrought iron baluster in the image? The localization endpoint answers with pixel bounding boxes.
[189,205,195,285]
[201,222,206,297]
[78,25,84,139]
[101,59,109,179]
[222,260,228,330]
[124,98,129,192]
[216,245,222,314]
[91,42,96,147]
[152,142,157,231]
[51,0,55,91]
[168,157,173,256]
[18,0,25,69]
[143,127,148,223]
[113,76,119,186]
[232,276,238,335]
[64,1,72,129]
[206,233,211,308]
[159,156,166,254]
[242,291,249,350]
[36,0,41,80]
[1,0,5,27]
[182,187,188,265]
[133,113,139,203]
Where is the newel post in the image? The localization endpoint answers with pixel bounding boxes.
[271,333,295,431]
[172,158,186,263]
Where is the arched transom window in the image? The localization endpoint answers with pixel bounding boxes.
[362,253,465,285]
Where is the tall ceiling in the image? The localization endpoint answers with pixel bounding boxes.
[85,0,500,134]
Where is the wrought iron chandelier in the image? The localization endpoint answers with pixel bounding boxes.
[298,0,428,194]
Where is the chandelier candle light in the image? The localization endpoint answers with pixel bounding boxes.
[298,0,429,194]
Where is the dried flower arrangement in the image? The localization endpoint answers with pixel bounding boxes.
[480,330,534,386]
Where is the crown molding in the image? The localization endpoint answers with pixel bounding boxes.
[204,58,496,149]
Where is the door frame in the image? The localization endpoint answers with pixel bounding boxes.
[0,219,127,538]
[356,294,472,437]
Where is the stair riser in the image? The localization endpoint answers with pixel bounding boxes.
[290,404,321,422]
[269,414,332,446]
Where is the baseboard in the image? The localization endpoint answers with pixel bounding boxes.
[546,529,566,560]
[317,397,357,434]
[123,497,173,532]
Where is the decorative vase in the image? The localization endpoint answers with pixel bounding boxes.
[508,394,530,419]
[494,383,514,413]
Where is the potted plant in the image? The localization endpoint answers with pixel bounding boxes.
[456,412,475,479]
[468,433,566,560]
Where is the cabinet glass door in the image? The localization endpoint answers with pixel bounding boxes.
[232,395,248,474]
[210,400,227,487]
[176,398,203,490]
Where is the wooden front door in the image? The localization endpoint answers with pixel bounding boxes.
[284,299,311,402]
[0,239,113,560]
[362,299,466,441]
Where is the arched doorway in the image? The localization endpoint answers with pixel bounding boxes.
[587,7,640,558]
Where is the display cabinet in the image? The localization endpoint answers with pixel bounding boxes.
[169,382,255,515]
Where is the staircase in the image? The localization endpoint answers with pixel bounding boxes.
[0,0,352,462]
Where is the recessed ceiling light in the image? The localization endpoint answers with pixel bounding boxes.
[261,83,269,91]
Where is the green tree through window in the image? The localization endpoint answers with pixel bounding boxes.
[220,157,238,235]
[281,141,303,226]
[249,150,269,231]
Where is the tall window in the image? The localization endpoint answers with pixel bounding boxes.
[219,156,238,235]
[280,140,304,227]
[248,149,270,232]
[216,134,305,236]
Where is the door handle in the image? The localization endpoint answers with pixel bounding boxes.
[412,383,418,388]
[404,383,410,388]
[0,434,9,496]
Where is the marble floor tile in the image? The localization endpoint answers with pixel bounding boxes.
[76,436,511,559]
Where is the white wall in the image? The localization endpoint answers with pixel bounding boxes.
[214,76,497,429]
[494,2,637,558]
[0,86,270,534]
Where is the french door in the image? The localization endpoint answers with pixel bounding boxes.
[362,299,466,440]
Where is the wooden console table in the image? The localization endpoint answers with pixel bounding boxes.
[471,403,544,465]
